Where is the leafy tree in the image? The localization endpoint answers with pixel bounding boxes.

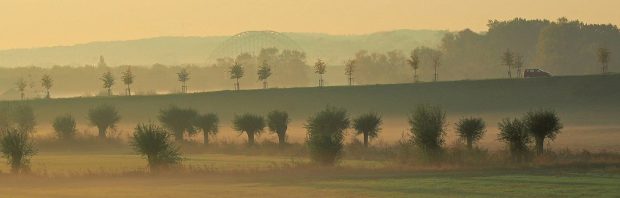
[305,107,349,165]
[0,128,36,174]
[122,66,135,96]
[498,118,530,162]
[233,113,265,146]
[177,68,190,93]
[267,110,290,146]
[455,117,486,150]
[523,109,563,155]
[353,113,382,147]
[11,105,36,134]
[501,49,515,78]
[100,71,115,96]
[131,123,181,171]
[53,114,77,140]
[407,51,420,82]
[158,105,198,141]
[598,47,610,74]
[41,74,53,99]
[88,104,120,139]
[194,113,219,145]
[257,60,272,89]
[431,51,442,81]
[344,59,355,86]
[229,62,244,91]
[314,59,327,87]
[409,105,446,155]
[16,78,27,100]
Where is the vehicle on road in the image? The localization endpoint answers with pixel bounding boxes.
[524,68,552,78]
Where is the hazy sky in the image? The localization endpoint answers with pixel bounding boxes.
[0,0,618,50]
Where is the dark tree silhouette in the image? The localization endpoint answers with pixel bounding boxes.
[16,78,27,100]
[158,105,198,142]
[598,47,611,74]
[407,51,420,82]
[53,114,77,140]
[0,128,36,174]
[131,123,181,171]
[523,109,562,155]
[122,66,135,96]
[233,113,265,146]
[344,59,355,86]
[409,105,446,156]
[353,113,382,147]
[305,107,349,165]
[314,59,327,87]
[455,117,486,150]
[501,49,515,78]
[498,118,530,162]
[267,110,290,146]
[177,68,190,93]
[88,104,120,139]
[194,113,219,145]
[514,54,524,78]
[12,105,36,134]
[41,74,53,99]
[229,62,244,91]
[257,60,272,89]
[431,51,442,81]
[100,71,115,96]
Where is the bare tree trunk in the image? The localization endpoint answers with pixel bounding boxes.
[414,69,418,83]
[507,64,512,79]
[363,133,369,148]
[127,84,131,96]
[203,131,209,145]
[467,139,473,150]
[175,130,184,142]
[236,78,240,90]
[247,132,255,146]
[278,133,286,146]
[535,137,544,155]
[46,89,50,99]
[108,88,112,96]
[263,80,267,89]
[98,127,106,139]
[434,65,438,82]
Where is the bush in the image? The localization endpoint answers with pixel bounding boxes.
[498,118,531,162]
[53,114,77,140]
[0,128,36,173]
[408,105,446,158]
[131,123,182,171]
[233,113,265,146]
[305,107,349,165]
[455,117,486,150]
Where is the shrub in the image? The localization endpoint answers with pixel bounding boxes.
[353,112,382,147]
[455,117,486,150]
[233,113,265,146]
[523,109,563,155]
[53,114,77,140]
[131,123,182,171]
[267,110,290,146]
[408,105,446,157]
[88,104,120,139]
[305,107,349,165]
[498,118,531,162]
[194,113,219,145]
[0,128,36,173]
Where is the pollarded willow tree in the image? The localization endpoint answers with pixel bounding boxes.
[407,51,420,83]
[1,128,37,174]
[122,66,135,96]
[498,118,530,162]
[100,71,115,96]
[88,104,120,139]
[314,59,327,87]
[455,117,486,150]
[523,109,562,155]
[353,113,382,148]
[257,60,272,89]
[158,105,198,142]
[194,113,219,145]
[598,47,611,74]
[409,105,446,157]
[344,59,355,86]
[233,113,265,146]
[41,74,53,99]
[267,110,290,146]
[131,123,182,171]
[229,62,244,91]
[177,68,190,93]
[305,107,349,165]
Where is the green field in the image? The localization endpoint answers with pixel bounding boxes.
[1,152,619,198]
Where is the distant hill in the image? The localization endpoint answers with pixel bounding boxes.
[0,30,446,67]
